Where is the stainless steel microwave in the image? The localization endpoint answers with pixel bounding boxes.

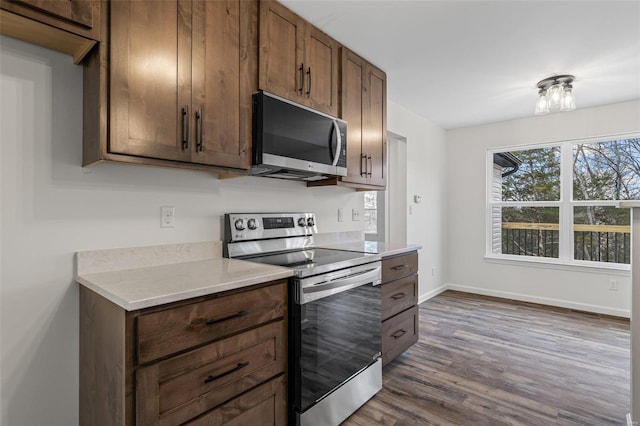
[252,91,347,181]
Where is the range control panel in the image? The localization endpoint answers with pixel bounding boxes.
[224,213,317,242]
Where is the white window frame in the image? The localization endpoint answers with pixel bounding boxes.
[485,132,639,272]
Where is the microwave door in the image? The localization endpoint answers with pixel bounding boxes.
[254,92,351,178]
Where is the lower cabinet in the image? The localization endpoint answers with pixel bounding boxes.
[380,251,419,366]
[80,279,287,426]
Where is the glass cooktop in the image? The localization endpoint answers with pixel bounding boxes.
[240,248,378,277]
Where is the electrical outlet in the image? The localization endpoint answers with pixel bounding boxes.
[352,209,360,221]
[338,208,344,222]
[161,206,175,228]
[608,279,618,291]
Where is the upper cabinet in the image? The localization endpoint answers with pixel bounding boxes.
[259,0,339,116]
[334,48,387,189]
[85,0,257,173]
[11,0,95,29]
[0,0,100,63]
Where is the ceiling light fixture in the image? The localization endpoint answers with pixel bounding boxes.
[534,74,576,115]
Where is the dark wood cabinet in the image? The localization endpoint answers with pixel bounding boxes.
[0,0,99,63]
[106,0,255,171]
[80,279,288,426]
[11,0,95,28]
[108,0,190,164]
[381,251,419,366]
[259,0,339,116]
[341,48,387,189]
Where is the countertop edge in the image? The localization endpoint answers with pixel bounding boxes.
[317,241,422,257]
[380,244,422,257]
[617,201,640,208]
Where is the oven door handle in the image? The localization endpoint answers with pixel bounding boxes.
[300,266,381,304]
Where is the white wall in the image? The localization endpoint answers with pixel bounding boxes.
[0,36,367,426]
[387,101,447,301]
[446,100,640,317]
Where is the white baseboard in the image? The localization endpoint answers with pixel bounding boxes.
[438,283,630,318]
[418,285,448,305]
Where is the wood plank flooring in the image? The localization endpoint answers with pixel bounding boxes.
[343,290,631,426]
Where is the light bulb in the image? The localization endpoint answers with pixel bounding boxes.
[535,90,549,115]
[560,85,575,111]
[547,83,562,109]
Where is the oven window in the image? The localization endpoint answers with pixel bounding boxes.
[293,283,381,411]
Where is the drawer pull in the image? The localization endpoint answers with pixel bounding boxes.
[205,309,250,326]
[391,329,407,339]
[391,264,409,271]
[204,361,250,384]
[390,292,406,300]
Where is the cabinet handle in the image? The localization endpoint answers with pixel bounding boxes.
[390,292,406,300]
[196,109,203,152]
[205,309,250,326]
[204,361,250,384]
[181,105,189,150]
[306,67,311,96]
[367,155,373,177]
[391,329,407,339]
[298,63,305,94]
[361,154,367,177]
[391,264,409,271]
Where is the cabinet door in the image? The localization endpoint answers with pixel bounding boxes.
[11,0,94,29]
[304,25,339,116]
[340,48,367,185]
[109,0,191,162]
[365,64,387,187]
[259,0,304,102]
[191,0,255,169]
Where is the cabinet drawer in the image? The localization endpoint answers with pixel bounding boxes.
[381,274,418,321]
[137,281,286,364]
[382,252,418,283]
[137,321,286,426]
[382,305,418,366]
[185,374,286,426]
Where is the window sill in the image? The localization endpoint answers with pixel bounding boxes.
[484,254,631,276]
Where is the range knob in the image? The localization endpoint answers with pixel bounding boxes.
[298,218,307,227]
[307,217,315,227]
[247,218,258,230]
[234,218,245,231]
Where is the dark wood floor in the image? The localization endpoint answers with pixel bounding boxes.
[344,290,631,426]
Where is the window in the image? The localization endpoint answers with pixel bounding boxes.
[487,134,638,267]
[364,191,378,234]
[363,190,385,242]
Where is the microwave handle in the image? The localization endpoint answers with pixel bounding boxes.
[331,120,342,167]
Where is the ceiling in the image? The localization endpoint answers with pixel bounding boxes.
[279,0,640,129]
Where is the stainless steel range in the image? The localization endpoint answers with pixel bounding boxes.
[223,212,382,426]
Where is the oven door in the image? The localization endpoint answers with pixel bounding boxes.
[291,262,382,415]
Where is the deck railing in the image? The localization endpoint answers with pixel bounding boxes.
[501,223,631,264]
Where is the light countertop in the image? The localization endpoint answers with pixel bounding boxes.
[318,241,422,257]
[75,238,420,312]
[76,258,293,311]
[617,201,640,208]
